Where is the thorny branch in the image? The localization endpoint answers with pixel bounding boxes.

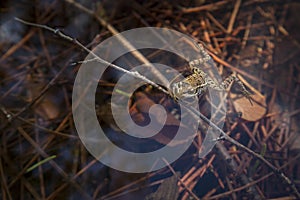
[14,18,300,198]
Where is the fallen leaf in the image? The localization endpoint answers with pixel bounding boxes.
[145,172,180,200]
[26,73,62,120]
[133,92,194,145]
[135,92,183,127]
[231,93,267,121]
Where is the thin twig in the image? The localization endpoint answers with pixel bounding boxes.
[162,158,200,200]
[64,0,170,87]
[14,18,300,199]
[227,0,241,33]
[17,126,91,199]
[208,153,300,199]
[181,0,229,13]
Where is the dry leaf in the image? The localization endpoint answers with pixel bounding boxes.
[26,72,62,120]
[133,92,193,145]
[33,95,61,120]
[145,173,180,200]
[231,93,267,121]
[134,92,183,127]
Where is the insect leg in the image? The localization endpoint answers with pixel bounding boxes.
[230,75,253,105]
[221,74,253,105]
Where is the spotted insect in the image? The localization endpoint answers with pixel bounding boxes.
[169,43,253,105]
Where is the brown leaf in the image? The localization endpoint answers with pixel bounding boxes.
[134,92,182,127]
[133,92,194,145]
[33,95,61,120]
[231,93,267,121]
[145,173,180,200]
[26,75,61,120]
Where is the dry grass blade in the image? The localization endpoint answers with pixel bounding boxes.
[1,1,299,199]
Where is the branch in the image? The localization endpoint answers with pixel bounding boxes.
[14,18,300,199]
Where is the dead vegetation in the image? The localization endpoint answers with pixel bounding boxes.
[0,0,300,199]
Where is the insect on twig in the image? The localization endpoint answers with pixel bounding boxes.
[169,42,253,105]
